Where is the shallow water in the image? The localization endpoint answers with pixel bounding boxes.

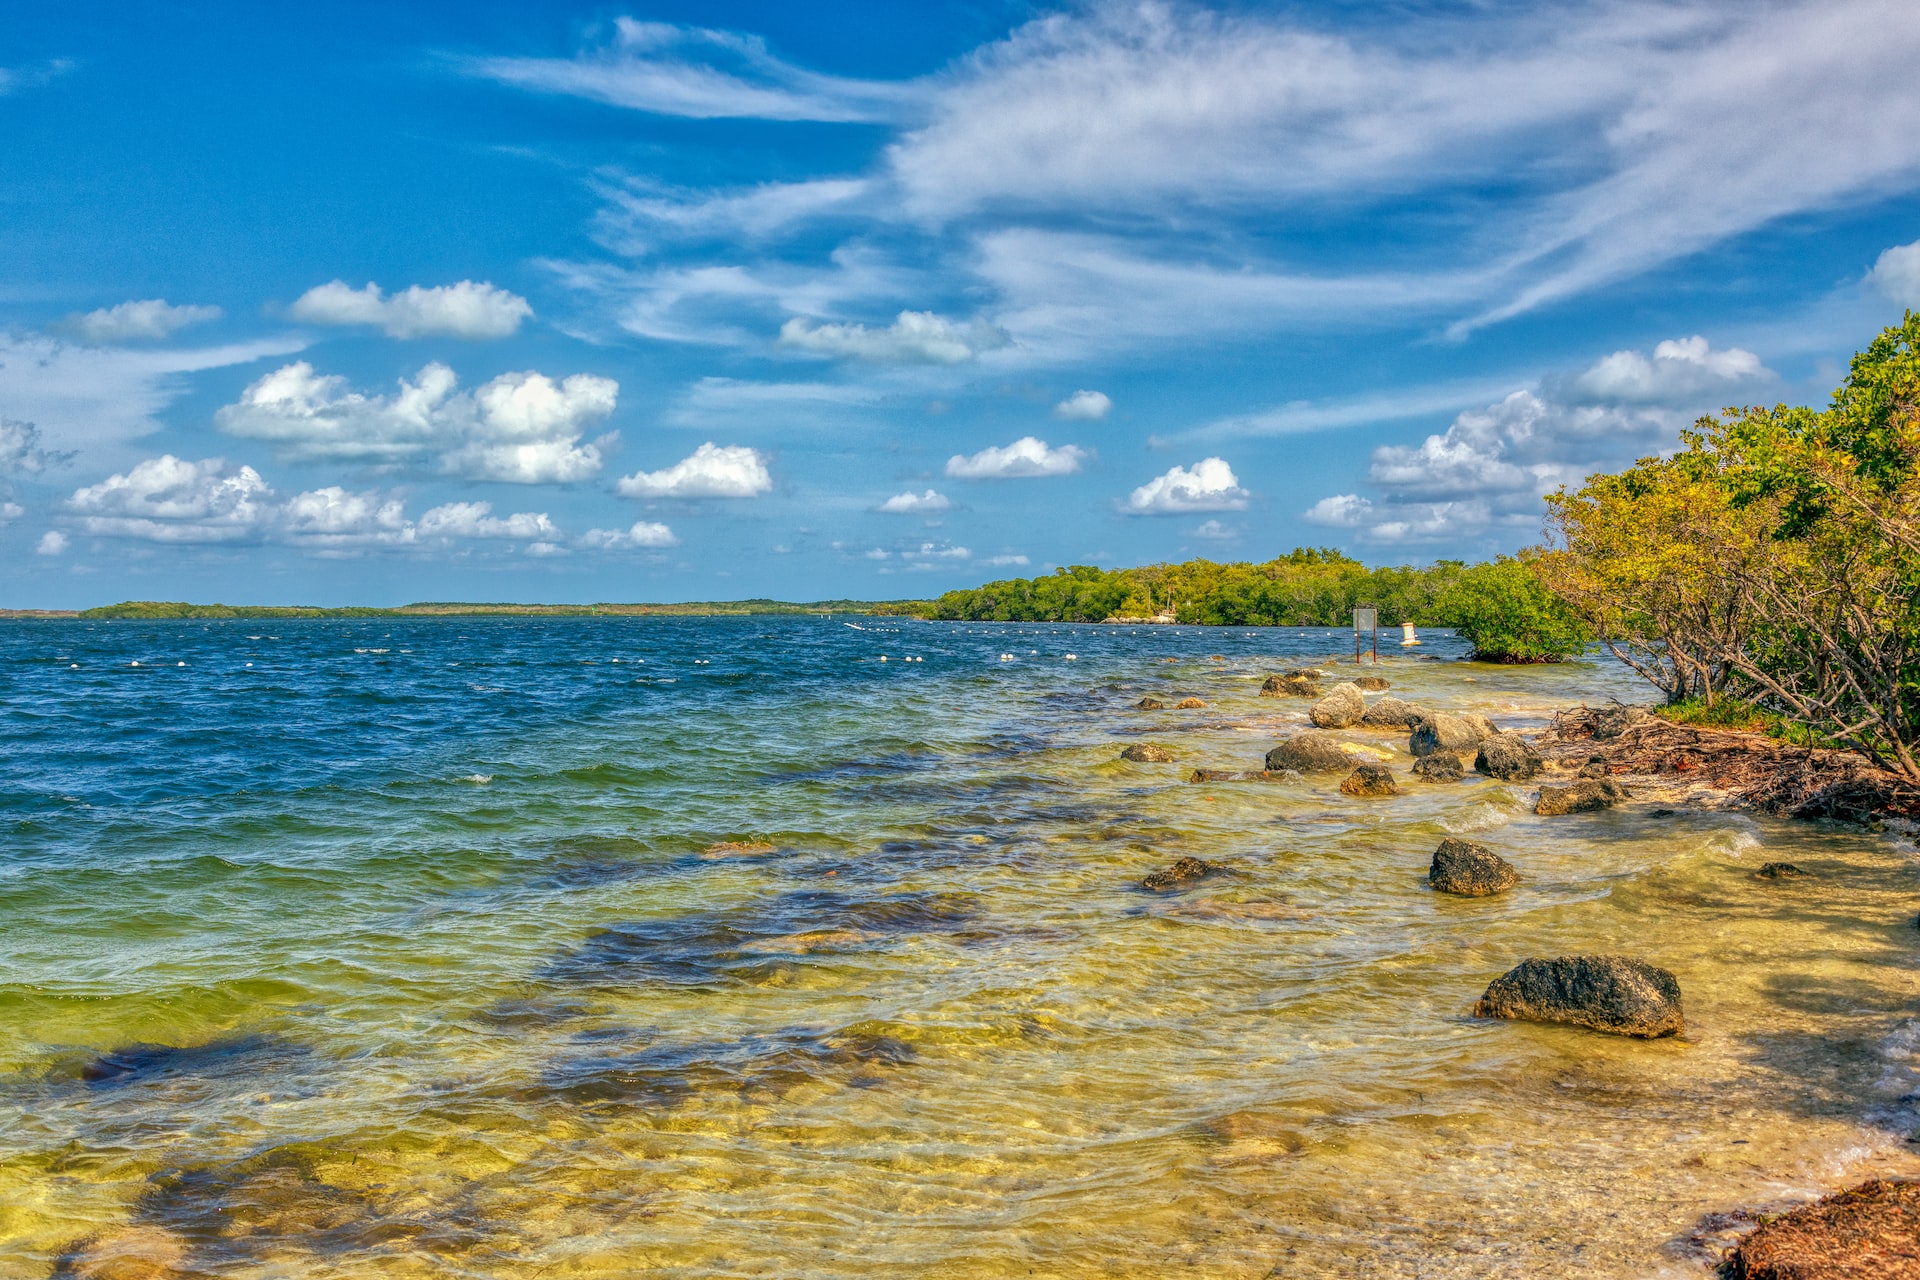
[3,618,1919,1278]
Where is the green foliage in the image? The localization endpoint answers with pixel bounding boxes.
[1654,697,1788,736]
[927,552,1466,626]
[1433,556,1593,663]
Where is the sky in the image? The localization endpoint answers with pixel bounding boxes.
[4,0,1920,607]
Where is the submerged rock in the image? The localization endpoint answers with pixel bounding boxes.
[1265,732,1354,774]
[1141,857,1221,891]
[1475,733,1543,781]
[1261,673,1321,697]
[1120,744,1175,763]
[1412,752,1465,782]
[1189,768,1296,783]
[1310,682,1367,728]
[1354,675,1391,691]
[1428,838,1519,896]
[57,1225,189,1280]
[1750,861,1807,881]
[702,840,777,859]
[1409,713,1486,757]
[1535,777,1630,815]
[1174,697,1209,710]
[1474,955,1684,1038]
[1361,696,1429,728]
[1339,764,1398,797]
[1136,697,1167,710]
[1722,1179,1920,1279]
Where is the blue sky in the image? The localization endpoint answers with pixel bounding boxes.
[4,0,1920,607]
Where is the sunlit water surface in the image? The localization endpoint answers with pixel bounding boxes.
[4,618,1920,1278]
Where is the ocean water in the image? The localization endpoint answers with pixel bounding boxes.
[3,617,1919,1278]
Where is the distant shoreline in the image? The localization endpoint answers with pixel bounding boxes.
[0,599,935,621]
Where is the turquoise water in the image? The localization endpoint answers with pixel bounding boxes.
[4,618,1920,1278]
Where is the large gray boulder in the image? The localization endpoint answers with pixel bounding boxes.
[1535,777,1630,815]
[1409,713,1485,757]
[1264,732,1353,774]
[1361,696,1429,729]
[1462,713,1501,738]
[1412,752,1464,782]
[1260,674,1319,698]
[1310,682,1367,728]
[1428,838,1519,896]
[1475,733,1543,781]
[1355,675,1391,692]
[1473,955,1684,1038]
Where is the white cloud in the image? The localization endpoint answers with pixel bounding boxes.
[290,280,533,339]
[0,334,309,456]
[983,553,1030,567]
[581,519,680,550]
[467,18,910,123]
[1189,518,1238,539]
[1301,335,1776,545]
[777,311,1008,364]
[1869,239,1920,308]
[0,419,68,475]
[216,361,614,482]
[60,455,560,551]
[36,530,67,555]
[616,442,772,498]
[1053,389,1112,420]
[1301,494,1374,527]
[67,455,276,543]
[0,501,21,524]
[416,501,560,541]
[878,488,950,513]
[1569,335,1769,403]
[0,59,74,97]
[63,299,222,343]
[945,436,1088,479]
[1123,457,1249,514]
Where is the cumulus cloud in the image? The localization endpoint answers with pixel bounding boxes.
[0,501,21,524]
[581,519,680,550]
[1190,518,1238,539]
[777,311,1008,364]
[290,280,533,339]
[1053,389,1112,420]
[1303,335,1775,544]
[1869,239,1920,308]
[878,488,950,513]
[616,442,772,498]
[36,530,67,555]
[945,436,1088,479]
[62,299,222,343]
[1123,458,1249,514]
[983,553,1030,567]
[61,454,559,551]
[216,361,614,482]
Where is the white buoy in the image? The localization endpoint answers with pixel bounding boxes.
[1401,622,1421,646]
[1064,654,1077,660]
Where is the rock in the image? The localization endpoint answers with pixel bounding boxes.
[1722,1178,1920,1279]
[1287,667,1325,679]
[1141,856,1221,891]
[1462,713,1500,738]
[1750,861,1807,881]
[1360,696,1429,728]
[1473,955,1684,1038]
[1189,768,1295,783]
[1354,675,1391,691]
[1428,838,1520,896]
[1265,732,1355,774]
[1409,713,1485,757]
[58,1226,190,1280]
[1475,733,1543,781]
[1339,764,1398,796]
[1174,696,1209,709]
[1120,744,1175,763]
[1412,752,1465,782]
[701,840,777,859]
[1310,682,1367,728]
[1136,697,1166,710]
[1535,777,1630,815]
[1577,755,1612,779]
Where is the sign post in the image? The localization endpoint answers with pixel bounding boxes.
[1353,605,1378,664]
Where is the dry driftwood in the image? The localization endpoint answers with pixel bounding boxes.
[1536,706,1920,823]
